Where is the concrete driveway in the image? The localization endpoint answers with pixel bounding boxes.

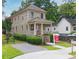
[12,43,47,53]
[13,50,73,59]
[12,43,76,59]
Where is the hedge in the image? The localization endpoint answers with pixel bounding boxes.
[26,36,42,45]
[13,33,26,41]
[13,33,42,45]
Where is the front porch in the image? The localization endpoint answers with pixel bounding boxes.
[27,17,53,35]
[28,24,52,35]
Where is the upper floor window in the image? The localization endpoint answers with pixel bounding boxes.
[22,16,24,20]
[15,18,16,21]
[18,16,19,20]
[41,13,43,19]
[31,12,34,18]
[22,25,23,31]
[66,26,68,31]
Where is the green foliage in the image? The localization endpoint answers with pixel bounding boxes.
[14,33,42,45]
[20,0,59,22]
[2,44,23,59]
[56,41,71,47]
[69,51,76,56]
[43,46,60,50]
[26,36,42,45]
[14,33,26,41]
[2,34,6,40]
[2,18,12,32]
[59,2,76,17]
[11,10,17,15]
[50,34,54,43]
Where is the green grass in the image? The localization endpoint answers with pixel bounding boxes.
[69,52,76,56]
[56,41,71,48]
[2,34,24,59]
[43,46,60,50]
[2,34,6,40]
[2,44,23,59]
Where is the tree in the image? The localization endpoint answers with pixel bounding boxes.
[46,1,59,22]
[59,2,76,17]
[2,18,12,32]
[11,10,17,15]
[2,18,12,43]
[62,0,76,3]
[2,0,6,7]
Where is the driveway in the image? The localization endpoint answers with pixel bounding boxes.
[13,50,73,59]
[12,43,47,53]
[12,43,76,59]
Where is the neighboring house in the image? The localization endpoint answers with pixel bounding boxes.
[10,4,53,35]
[52,16,76,34]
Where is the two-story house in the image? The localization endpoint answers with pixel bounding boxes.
[10,4,53,35]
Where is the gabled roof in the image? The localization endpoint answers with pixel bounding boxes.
[55,16,76,25]
[11,4,46,18]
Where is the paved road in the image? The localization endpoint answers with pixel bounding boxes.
[12,43,47,53]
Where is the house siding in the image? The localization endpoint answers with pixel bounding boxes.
[11,5,46,35]
[56,18,72,34]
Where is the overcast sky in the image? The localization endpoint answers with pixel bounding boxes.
[3,0,64,16]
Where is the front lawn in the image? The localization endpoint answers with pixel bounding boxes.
[2,34,24,59]
[43,46,60,50]
[2,44,23,59]
[69,52,76,56]
[56,41,71,48]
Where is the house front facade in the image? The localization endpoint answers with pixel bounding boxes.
[52,16,76,34]
[10,4,53,35]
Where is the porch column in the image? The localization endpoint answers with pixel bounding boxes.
[50,23,52,33]
[34,23,36,35]
[28,24,30,35]
[41,24,43,35]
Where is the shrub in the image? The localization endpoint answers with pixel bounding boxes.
[26,36,42,45]
[13,33,26,41]
[9,36,15,43]
[13,33,42,45]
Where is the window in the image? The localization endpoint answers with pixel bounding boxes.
[54,28,56,30]
[22,16,24,20]
[15,18,16,21]
[72,24,75,26]
[26,25,28,30]
[66,26,68,31]
[30,24,34,31]
[18,16,19,20]
[31,12,34,18]
[22,25,23,30]
[16,26,17,31]
[73,27,76,30]
[41,13,43,19]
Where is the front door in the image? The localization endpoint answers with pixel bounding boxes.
[36,24,41,35]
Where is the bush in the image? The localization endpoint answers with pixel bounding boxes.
[9,36,15,43]
[13,33,26,41]
[26,36,42,45]
[13,33,42,45]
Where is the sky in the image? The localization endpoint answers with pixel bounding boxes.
[3,0,64,17]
